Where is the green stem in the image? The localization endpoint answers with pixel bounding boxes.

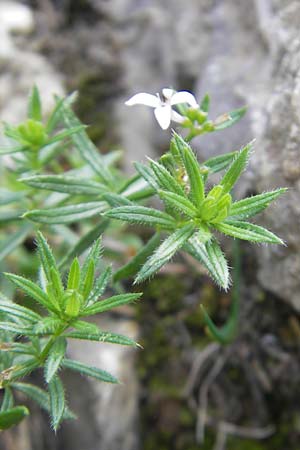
[39,324,67,363]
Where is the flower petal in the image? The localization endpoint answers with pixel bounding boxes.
[125,93,159,108]
[171,91,198,107]
[154,105,171,129]
[171,109,185,124]
[162,88,175,100]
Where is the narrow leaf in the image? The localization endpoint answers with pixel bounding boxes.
[28,85,42,121]
[45,338,67,383]
[214,106,247,131]
[228,188,287,219]
[149,159,186,196]
[0,299,41,324]
[4,273,53,311]
[220,143,252,194]
[158,190,198,218]
[81,293,142,316]
[135,224,195,283]
[36,232,58,282]
[203,151,237,174]
[64,330,139,347]
[105,205,176,229]
[67,258,81,290]
[181,144,205,206]
[184,234,230,290]
[0,223,33,262]
[134,161,159,191]
[62,358,119,384]
[12,382,75,420]
[215,220,284,244]
[24,202,107,224]
[1,388,14,412]
[87,265,112,304]
[113,232,161,282]
[49,376,65,431]
[20,175,108,196]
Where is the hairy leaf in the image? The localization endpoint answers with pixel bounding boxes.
[113,232,161,282]
[228,188,287,219]
[135,224,195,283]
[25,202,107,224]
[81,293,142,316]
[62,358,119,384]
[49,376,65,431]
[105,205,176,229]
[215,220,284,244]
[45,338,67,383]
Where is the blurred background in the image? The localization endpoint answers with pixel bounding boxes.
[1,1,300,449]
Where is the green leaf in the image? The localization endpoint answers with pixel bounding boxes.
[1,388,14,412]
[205,239,230,290]
[47,125,86,145]
[214,220,284,244]
[200,94,210,113]
[135,224,195,283]
[105,205,176,229]
[11,382,75,420]
[58,219,109,270]
[81,260,95,300]
[24,201,107,224]
[81,293,142,316]
[45,338,67,383]
[203,151,237,174]
[214,106,247,130]
[184,234,230,290]
[49,376,65,431]
[20,175,108,196]
[0,209,25,223]
[0,190,26,206]
[0,406,29,430]
[113,232,161,282]
[61,102,113,186]
[149,159,186,196]
[79,238,102,288]
[228,188,287,220]
[180,142,205,206]
[28,85,42,121]
[220,143,252,194]
[46,93,77,134]
[4,273,54,311]
[71,320,100,334]
[134,161,159,191]
[103,193,133,207]
[9,358,39,381]
[36,232,58,282]
[0,321,31,335]
[158,190,198,218]
[0,223,33,261]
[119,175,155,202]
[87,265,112,304]
[62,358,119,384]
[33,317,63,334]
[201,240,241,344]
[0,299,41,324]
[0,145,29,155]
[64,330,139,347]
[67,258,81,290]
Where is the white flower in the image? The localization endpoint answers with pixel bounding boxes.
[125,88,199,130]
